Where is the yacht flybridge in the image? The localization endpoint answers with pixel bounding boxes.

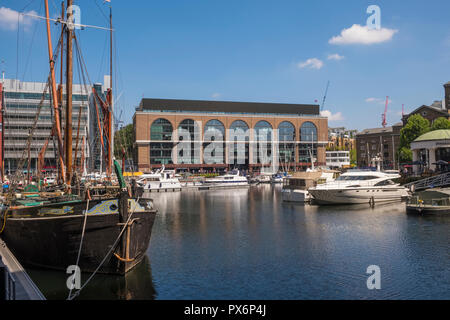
[308,170,410,205]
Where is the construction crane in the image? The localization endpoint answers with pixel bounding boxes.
[382,96,389,128]
[320,81,330,112]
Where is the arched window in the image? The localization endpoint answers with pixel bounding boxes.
[204,119,225,140]
[150,118,173,165]
[254,120,273,141]
[278,121,295,164]
[299,122,318,164]
[151,118,173,141]
[254,121,273,165]
[204,120,225,164]
[229,120,250,167]
[178,119,200,164]
[300,122,318,141]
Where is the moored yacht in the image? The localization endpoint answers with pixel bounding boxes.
[136,169,182,192]
[308,170,410,205]
[202,170,249,188]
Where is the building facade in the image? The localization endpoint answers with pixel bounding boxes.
[326,150,350,168]
[356,123,402,169]
[410,130,450,174]
[327,127,357,151]
[133,98,328,173]
[1,79,90,173]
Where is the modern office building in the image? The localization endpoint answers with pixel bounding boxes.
[1,78,90,173]
[133,98,328,172]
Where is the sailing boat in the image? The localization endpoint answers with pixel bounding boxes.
[0,0,157,275]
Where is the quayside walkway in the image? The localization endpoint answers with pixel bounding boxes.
[0,238,46,300]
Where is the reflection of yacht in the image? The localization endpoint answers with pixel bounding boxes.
[282,169,339,203]
[136,168,182,192]
[203,170,249,188]
[308,170,410,205]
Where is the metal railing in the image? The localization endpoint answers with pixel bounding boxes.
[404,172,450,191]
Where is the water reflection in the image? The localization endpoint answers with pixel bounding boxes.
[28,186,449,299]
[27,255,156,300]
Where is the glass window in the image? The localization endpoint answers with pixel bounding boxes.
[300,122,317,142]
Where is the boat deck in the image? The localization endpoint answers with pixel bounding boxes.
[0,238,46,300]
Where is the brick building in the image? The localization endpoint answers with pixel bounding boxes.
[402,81,450,125]
[356,123,403,169]
[133,98,328,173]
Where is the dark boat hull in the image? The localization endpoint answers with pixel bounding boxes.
[406,204,450,215]
[1,198,156,275]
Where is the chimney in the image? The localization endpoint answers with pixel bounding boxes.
[445,81,450,111]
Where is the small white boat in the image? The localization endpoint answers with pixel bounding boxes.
[308,170,410,205]
[136,169,182,192]
[203,170,249,188]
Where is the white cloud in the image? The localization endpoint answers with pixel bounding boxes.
[298,58,324,70]
[365,97,393,105]
[211,93,221,99]
[329,24,398,45]
[320,110,344,121]
[0,7,36,31]
[327,53,345,61]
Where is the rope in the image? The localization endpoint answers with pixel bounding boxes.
[67,196,140,300]
[0,208,8,234]
[67,197,90,299]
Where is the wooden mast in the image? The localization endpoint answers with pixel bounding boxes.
[107,6,113,177]
[44,0,65,184]
[65,0,73,183]
[0,82,4,182]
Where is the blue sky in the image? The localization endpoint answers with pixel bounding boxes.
[0,0,449,130]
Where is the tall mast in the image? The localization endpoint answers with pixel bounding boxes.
[108,5,113,177]
[0,82,4,182]
[44,0,65,183]
[65,0,73,183]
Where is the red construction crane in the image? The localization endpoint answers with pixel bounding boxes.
[382,96,389,128]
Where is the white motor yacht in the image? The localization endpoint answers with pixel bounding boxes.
[136,169,182,192]
[308,170,410,205]
[203,170,249,188]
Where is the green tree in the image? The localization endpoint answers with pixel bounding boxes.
[114,124,134,159]
[431,117,450,131]
[399,114,430,149]
[350,148,357,166]
[397,147,412,163]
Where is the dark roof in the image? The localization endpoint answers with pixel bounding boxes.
[406,105,449,117]
[357,127,394,135]
[137,98,320,115]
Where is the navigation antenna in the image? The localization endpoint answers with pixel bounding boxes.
[321,81,330,112]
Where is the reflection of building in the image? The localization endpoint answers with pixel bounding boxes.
[356,123,402,169]
[2,79,90,173]
[410,130,450,174]
[326,151,350,168]
[133,98,328,172]
[402,81,450,125]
